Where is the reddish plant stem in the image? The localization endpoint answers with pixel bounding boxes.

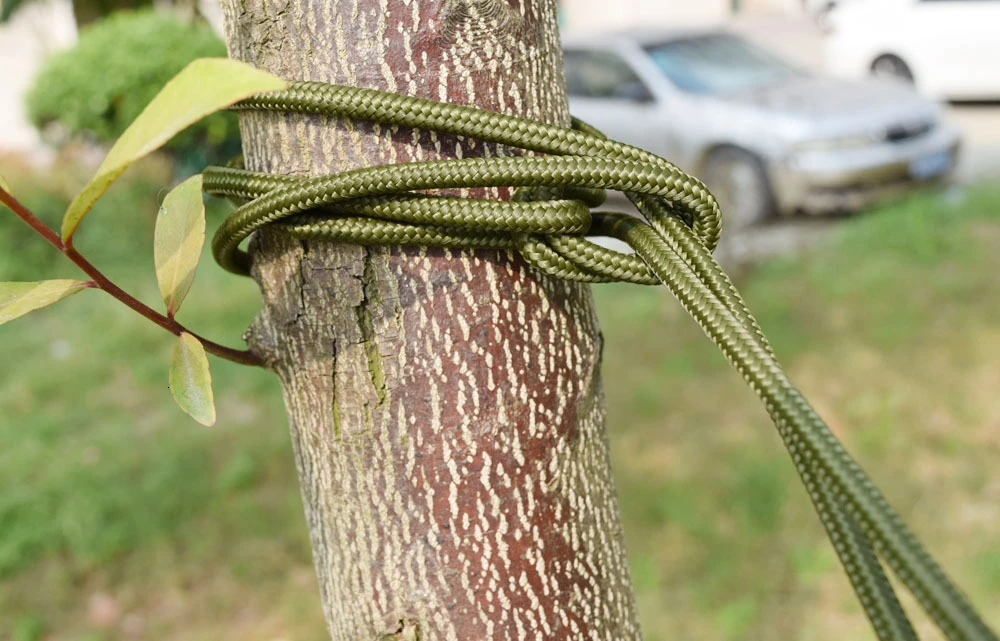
[0,185,65,250]
[0,186,264,368]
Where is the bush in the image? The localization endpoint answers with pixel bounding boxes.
[26,9,240,169]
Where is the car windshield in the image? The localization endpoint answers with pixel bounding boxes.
[644,34,805,94]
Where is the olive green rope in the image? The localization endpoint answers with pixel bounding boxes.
[203,81,996,641]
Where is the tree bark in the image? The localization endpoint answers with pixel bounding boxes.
[217,1,640,639]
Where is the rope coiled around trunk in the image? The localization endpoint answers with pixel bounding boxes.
[203,80,997,641]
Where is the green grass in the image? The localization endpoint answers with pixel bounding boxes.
[1,156,324,639]
[2,158,999,640]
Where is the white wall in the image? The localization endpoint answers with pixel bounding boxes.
[560,0,730,34]
[560,0,809,35]
[0,0,76,153]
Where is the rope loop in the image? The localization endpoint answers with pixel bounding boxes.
[207,81,722,281]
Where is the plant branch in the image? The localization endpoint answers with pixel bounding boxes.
[1,185,264,368]
[0,184,65,251]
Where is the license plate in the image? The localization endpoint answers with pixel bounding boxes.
[909,151,953,179]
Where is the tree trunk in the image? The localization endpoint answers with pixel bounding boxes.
[217,2,641,639]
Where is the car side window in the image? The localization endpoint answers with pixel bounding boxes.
[564,50,654,101]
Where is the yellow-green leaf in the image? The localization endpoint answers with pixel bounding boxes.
[155,174,205,316]
[62,58,286,242]
[0,280,91,325]
[169,332,216,426]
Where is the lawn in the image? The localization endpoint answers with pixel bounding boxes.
[2,157,998,641]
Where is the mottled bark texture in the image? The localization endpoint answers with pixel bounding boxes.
[217,1,640,639]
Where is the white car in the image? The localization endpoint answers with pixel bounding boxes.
[823,0,1000,100]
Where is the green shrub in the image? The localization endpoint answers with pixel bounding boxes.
[26,9,239,169]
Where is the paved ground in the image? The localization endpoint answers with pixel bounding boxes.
[950,104,1000,183]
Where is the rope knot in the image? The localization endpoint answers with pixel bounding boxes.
[208,82,720,280]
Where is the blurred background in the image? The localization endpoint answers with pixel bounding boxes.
[1,0,999,639]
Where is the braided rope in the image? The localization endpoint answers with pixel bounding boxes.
[203,81,997,641]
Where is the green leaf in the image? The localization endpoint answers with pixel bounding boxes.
[169,332,216,426]
[61,57,286,242]
[0,280,91,325]
[155,174,205,316]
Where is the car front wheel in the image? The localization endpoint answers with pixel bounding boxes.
[701,147,775,231]
[871,54,914,84]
